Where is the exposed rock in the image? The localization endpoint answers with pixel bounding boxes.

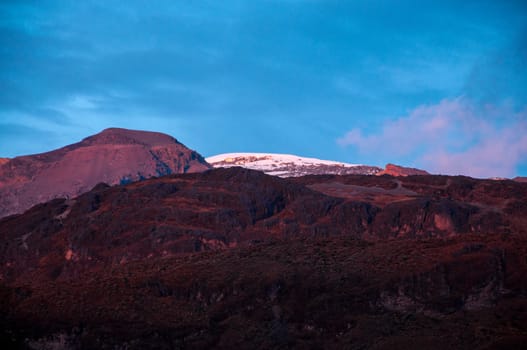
[377,163,430,177]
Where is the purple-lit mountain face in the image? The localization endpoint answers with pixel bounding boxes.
[0,128,210,218]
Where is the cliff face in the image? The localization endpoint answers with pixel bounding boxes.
[0,128,210,218]
[377,163,430,176]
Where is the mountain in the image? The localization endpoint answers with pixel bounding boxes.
[206,152,382,177]
[1,167,527,348]
[0,128,210,218]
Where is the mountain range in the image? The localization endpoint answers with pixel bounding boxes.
[1,128,526,349]
[0,130,432,219]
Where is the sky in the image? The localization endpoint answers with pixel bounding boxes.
[1,0,526,178]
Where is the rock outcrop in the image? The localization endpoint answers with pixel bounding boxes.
[377,163,430,177]
[1,168,527,348]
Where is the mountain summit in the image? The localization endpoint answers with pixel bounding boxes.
[80,127,182,147]
[0,128,210,218]
[206,152,381,177]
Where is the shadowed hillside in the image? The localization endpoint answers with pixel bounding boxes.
[1,168,526,348]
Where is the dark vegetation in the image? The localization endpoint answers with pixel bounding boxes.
[1,167,526,349]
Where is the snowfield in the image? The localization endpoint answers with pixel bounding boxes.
[206,153,381,177]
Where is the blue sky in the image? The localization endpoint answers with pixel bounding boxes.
[1,0,526,177]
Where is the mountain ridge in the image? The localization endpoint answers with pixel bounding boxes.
[0,128,210,218]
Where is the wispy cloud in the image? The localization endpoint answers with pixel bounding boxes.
[337,98,527,178]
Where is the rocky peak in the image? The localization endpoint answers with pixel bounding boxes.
[0,128,210,218]
[377,163,430,177]
[80,128,181,147]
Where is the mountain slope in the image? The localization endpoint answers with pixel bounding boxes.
[2,167,526,283]
[0,128,210,218]
[206,152,381,177]
[1,168,527,348]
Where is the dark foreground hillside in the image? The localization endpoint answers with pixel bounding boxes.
[1,168,526,349]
